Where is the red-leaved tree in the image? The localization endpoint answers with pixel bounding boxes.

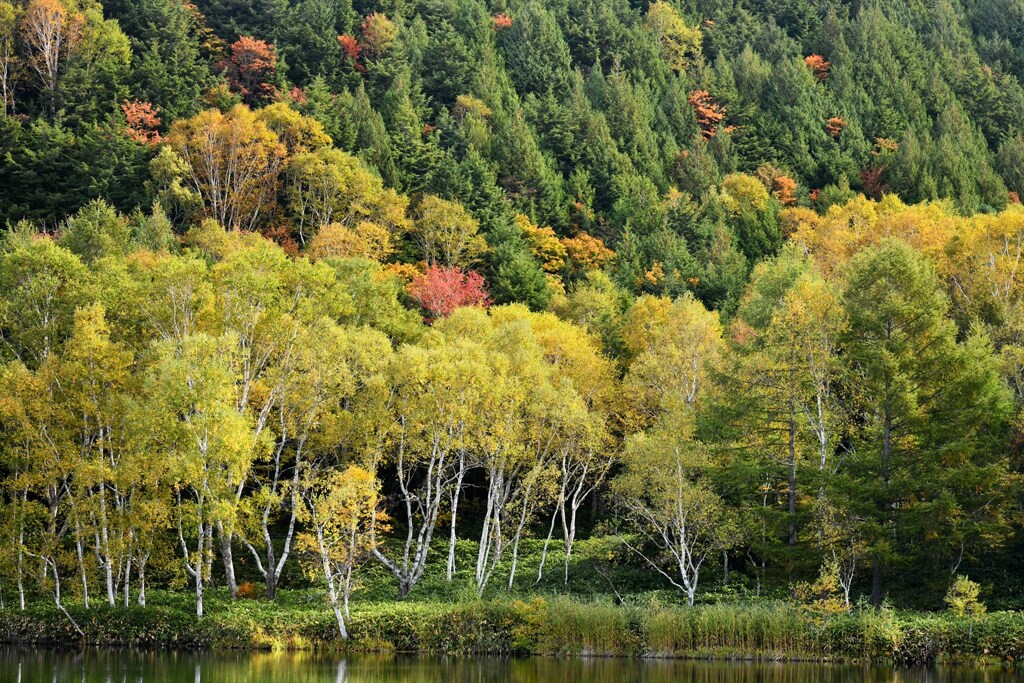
[407,266,490,322]
[804,54,830,81]
[122,99,162,146]
[492,13,513,30]
[221,36,278,105]
[688,90,727,139]
[338,34,364,72]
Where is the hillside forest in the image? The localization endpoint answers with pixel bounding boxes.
[1,0,1024,637]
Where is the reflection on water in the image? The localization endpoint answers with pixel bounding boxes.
[1,648,1022,683]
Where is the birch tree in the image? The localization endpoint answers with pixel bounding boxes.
[143,332,258,617]
[168,105,286,232]
[614,411,734,606]
[299,466,383,639]
[371,339,489,597]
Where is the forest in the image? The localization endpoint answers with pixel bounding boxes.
[0,0,1023,646]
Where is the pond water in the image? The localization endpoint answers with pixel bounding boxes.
[2,648,1022,683]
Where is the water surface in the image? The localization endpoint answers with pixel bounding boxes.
[2,648,1022,682]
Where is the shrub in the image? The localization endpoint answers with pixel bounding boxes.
[945,576,986,618]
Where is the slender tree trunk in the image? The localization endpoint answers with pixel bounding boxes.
[203,523,214,588]
[194,525,205,618]
[317,527,348,639]
[74,525,89,609]
[17,487,27,611]
[873,395,893,608]
[446,452,466,582]
[475,469,499,588]
[123,558,131,608]
[97,484,117,607]
[137,552,149,607]
[788,409,797,548]
[508,493,533,589]
[217,521,238,598]
[535,506,559,585]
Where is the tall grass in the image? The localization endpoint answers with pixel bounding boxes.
[645,602,816,658]
[3,591,1023,664]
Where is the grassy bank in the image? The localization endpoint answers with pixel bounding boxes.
[2,591,1023,665]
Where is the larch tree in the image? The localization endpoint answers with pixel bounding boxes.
[839,239,1011,605]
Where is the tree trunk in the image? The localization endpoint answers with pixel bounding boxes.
[137,555,148,607]
[203,523,214,587]
[873,395,892,609]
[871,558,883,608]
[74,527,89,609]
[446,455,466,582]
[217,521,238,598]
[317,527,348,640]
[265,558,277,600]
[788,410,797,548]
[123,557,131,607]
[535,506,559,585]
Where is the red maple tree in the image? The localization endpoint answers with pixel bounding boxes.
[407,266,491,322]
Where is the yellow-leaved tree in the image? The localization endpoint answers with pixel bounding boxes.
[299,466,384,639]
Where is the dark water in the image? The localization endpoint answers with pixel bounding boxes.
[1,648,1022,683]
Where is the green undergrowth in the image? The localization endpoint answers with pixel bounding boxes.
[2,592,1023,666]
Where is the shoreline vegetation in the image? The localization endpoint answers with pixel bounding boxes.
[2,592,1023,666]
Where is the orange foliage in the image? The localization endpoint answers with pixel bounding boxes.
[380,262,421,284]
[337,34,364,72]
[562,232,615,273]
[221,36,278,105]
[825,117,846,138]
[644,261,666,287]
[688,90,727,139]
[771,175,798,206]
[804,54,830,81]
[492,13,513,30]
[121,99,162,146]
[237,581,261,600]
